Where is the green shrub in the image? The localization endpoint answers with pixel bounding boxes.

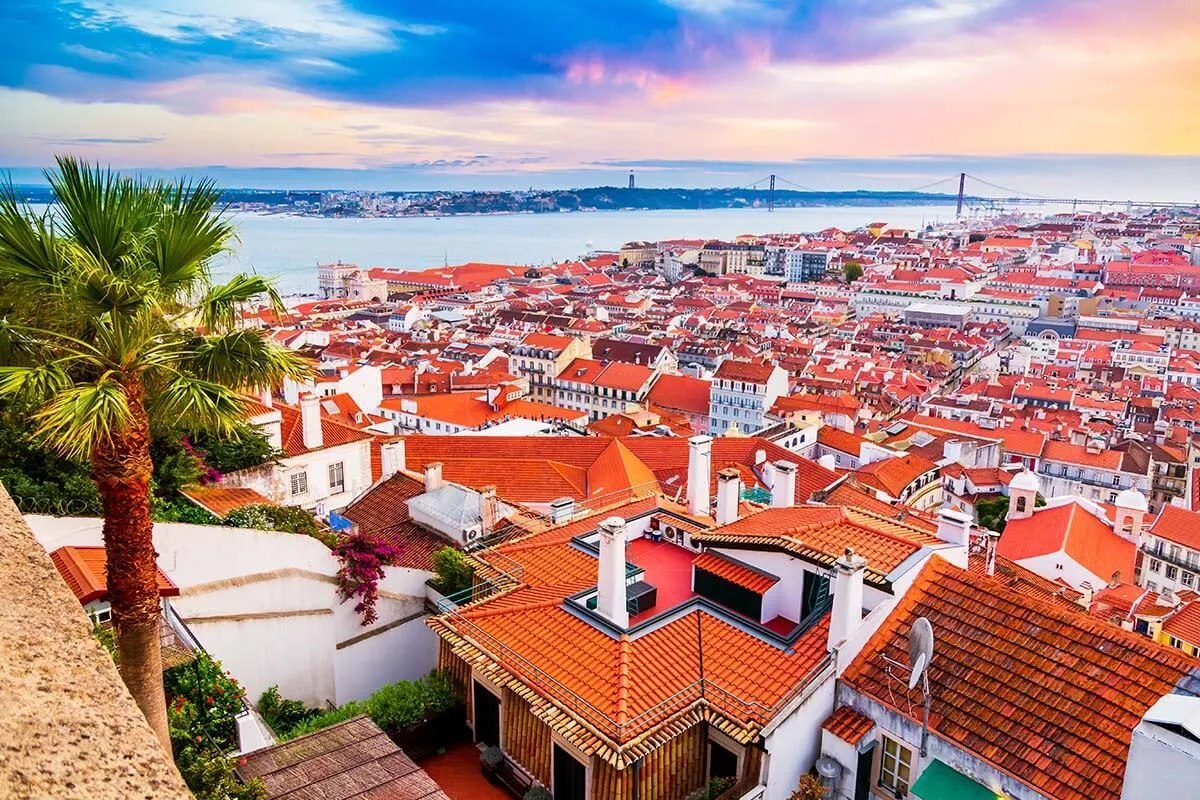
[280,701,369,741]
[481,745,504,770]
[525,787,552,800]
[173,742,266,800]
[367,670,458,732]
[431,547,473,595]
[257,686,320,739]
[224,504,338,548]
[686,777,735,800]
[277,671,461,741]
[192,426,281,473]
[164,653,246,753]
[154,495,221,524]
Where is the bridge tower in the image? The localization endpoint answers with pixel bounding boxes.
[955,172,966,217]
[628,171,635,190]
[768,174,776,212]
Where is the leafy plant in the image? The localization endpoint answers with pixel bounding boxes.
[525,786,552,800]
[686,777,735,800]
[224,503,333,544]
[368,670,458,732]
[281,701,369,741]
[191,425,280,474]
[335,529,401,625]
[89,613,118,665]
[790,773,827,800]
[173,742,266,800]
[257,686,320,739]
[843,261,864,283]
[164,652,246,753]
[276,671,461,741]
[153,495,222,524]
[430,547,473,595]
[480,745,504,771]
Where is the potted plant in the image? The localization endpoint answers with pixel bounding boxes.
[480,745,504,781]
[525,786,553,800]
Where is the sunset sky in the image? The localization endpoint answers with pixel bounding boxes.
[2,0,1198,195]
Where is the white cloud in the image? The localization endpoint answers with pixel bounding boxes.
[69,0,435,53]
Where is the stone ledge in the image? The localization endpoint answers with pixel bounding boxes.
[0,484,191,800]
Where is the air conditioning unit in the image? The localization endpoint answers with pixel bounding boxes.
[662,527,678,543]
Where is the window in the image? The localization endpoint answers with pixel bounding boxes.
[290,472,308,496]
[1150,559,1162,574]
[879,735,913,796]
[328,462,345,493]
[1183,572,1195,588]
[1166,566,1179,581]
[1147,581,1158,592]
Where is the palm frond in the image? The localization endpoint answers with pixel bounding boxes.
[0,183,69,294]
[185,329,312,390]
[151,178,238,296]
[0,363,74,406]
[48,155,143,271]
[145,375,246,436]
[193,274,284,334]
[31,379,132,462]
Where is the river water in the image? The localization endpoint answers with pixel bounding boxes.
[212,205,962,294]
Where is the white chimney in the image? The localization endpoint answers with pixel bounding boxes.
[283,377,301,406]
[264,418,283,451]
[687,435,713,516]
[380,440,406,480]
[772,460,796,508]
[828,547,867,651]
[480,485,498,539]
[596,516,629,627]
[300,394,323,450]
[259,386,273,408]
[716,468,741,526]
[936,508,972,547]
[424,461,444,492]
[817,454,837,472]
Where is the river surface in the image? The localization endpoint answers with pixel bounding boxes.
[211,205,963,294]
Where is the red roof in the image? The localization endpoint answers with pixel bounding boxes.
[822,705,875,747]
[645,374,711,416]
[277,401,373,457]
[1150,504,1200,552]
[692,552,778,594]
[1163,601,1200,648]
[842,557,1200,800]
[341,472,459,571]
[998,500,1137,584]
[714,358,777,383]
[179,486,273,518]
[50,546,179,606]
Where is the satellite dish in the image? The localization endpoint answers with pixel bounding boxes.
[908,617,934,691]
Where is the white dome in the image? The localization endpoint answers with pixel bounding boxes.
[1115,488,1148,512]
[1010,470,1039,492]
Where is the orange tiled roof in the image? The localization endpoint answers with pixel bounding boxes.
[692,552,778,594]
[179,485,273,518]
[966,551,1084,610]
[842,556,1200,800]
[1150,504,1200,552]
[341,472,457,571]
[645,374,711,416]
[277,401,373,457]
[822,705,875,747]
[693,505,943,580]
[1163,601,1200,648]
[50,546,179,606]
[853,452,938,498]
[998,500,1136,584]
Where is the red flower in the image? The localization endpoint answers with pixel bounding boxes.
[195,735,203,743]
[206,696,214,705]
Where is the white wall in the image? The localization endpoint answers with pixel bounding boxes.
[1122,721,1200,800]
[763,671,837,800]
[27,515,430,708]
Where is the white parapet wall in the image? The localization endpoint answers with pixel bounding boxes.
[28,515,436,709]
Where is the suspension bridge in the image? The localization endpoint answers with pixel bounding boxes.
[740,172,1196,214]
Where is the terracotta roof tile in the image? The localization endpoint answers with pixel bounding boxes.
[178,486,273,518]
[277,402,372,457]
[822,705,875,747]
[842,557,1200,800]
[1150,504,1200,552]
[50,546,179,606]
[692,552,778,594]
[341,473,455,571]
[998,500,1136,585]
[1163,601,1200,648]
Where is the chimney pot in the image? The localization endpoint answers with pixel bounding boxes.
[687,435,713,517]
[596,516,629,627]
[716,468,741,526]
[771,460,797,508]
[300,394,323,450]
[828,549,868,652]
[380,439,406,480]
[424,462,444,492]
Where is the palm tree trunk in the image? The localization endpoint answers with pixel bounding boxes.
[93,380,170,751]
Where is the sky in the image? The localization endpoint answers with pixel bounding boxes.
[1,0,1199,197]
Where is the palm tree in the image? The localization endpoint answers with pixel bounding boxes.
[0,157,309,749]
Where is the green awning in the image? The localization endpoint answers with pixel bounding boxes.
[910,760,1002,800]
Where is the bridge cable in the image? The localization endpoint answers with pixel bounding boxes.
[964,174,1054,201]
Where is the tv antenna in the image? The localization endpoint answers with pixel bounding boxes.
[882,616,935,757]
